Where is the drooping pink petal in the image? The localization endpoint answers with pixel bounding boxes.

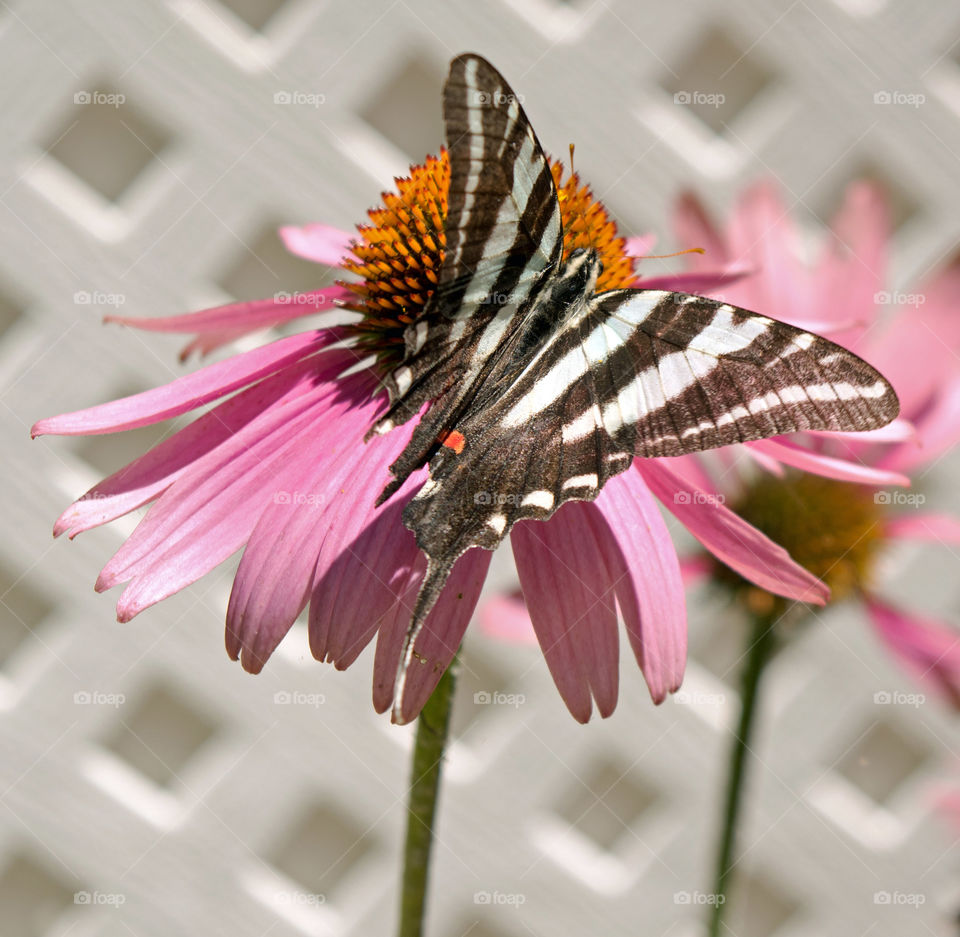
[866,598,960,706]
[101,371,378,619]
[510,502,620,722]
[638,460,829,604]
[106,287,352,337]
[279,224,354,266]
[226,390,408,673]
[807,418,916,445]
[307,424,427,672]
[372,547,492,723]
[31,330,341,437]
[885,513,960,546]
[746,439,911,487]
[879,375,960,473]
[478,590,537,645]
[52,353,353,539]
[636,267,751,295]
[672,192,728,270]
[591,470,686,703]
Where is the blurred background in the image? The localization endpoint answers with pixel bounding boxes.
[3,0,960,935]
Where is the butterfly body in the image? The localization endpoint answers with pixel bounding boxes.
[374,53,899,713]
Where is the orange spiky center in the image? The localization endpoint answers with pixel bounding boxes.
[340,149,635,370]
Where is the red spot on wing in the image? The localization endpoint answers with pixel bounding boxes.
[438,429,466,454]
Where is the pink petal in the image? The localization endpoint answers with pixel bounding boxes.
[32,330,340,436]
[637,267,750,295]
[807,418,916,445]
[372,547,492,723]
[106,286,352,337]
[592,470,686,703]
[478,591,537,645]
[53,353,350,538]
[101,371,377,619]
[511,502,620,722]
[886,513,960,545]
[866,598,960,706]
[672,192,728,270]
[638,460,829,605]
[746,439,911,488]
[226,390,404,673]
[279,224,355,266]
[307,425,427,672]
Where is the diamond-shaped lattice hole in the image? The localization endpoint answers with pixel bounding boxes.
[215,0,290,32]
[728,873,800,937]
[43,86,170,203]
[103,683,217,787]
[218,220,336,302]
[0,851,76,937]
[450,648,514,738]
[269,802,376,901]
[359,56,445,160]
[662,26,775,134]
[72,384,178,477]
[0,563,54,670]
[835,721,930,805]
[554,760,658,852]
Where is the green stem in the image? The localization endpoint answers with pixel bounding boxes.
[707,610,779,937]
[398,657,458,937]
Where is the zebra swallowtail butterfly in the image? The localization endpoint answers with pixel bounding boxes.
[370,53,898,701]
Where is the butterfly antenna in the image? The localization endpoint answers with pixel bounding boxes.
[637,247,706,259]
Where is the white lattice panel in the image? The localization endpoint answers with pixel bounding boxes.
[3,1,960,935]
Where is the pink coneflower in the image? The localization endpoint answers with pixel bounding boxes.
[33,155,845,725]
[670,180,960,698]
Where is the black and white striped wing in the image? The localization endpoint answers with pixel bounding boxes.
[404,289,899,573]
[371,53,563,494]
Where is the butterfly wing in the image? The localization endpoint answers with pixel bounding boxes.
[370,54,563,496]
[400,290,898,646]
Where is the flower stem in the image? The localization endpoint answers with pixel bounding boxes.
[398,657,458,937]
[707,609,779,937]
